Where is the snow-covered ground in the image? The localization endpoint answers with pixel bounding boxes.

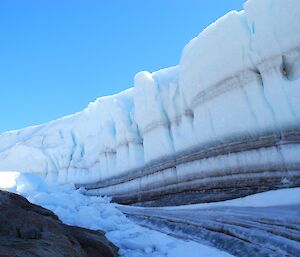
[119,191,300,257]
[151,187,300,210]
[0,171,232,257]
[1,171,299,256]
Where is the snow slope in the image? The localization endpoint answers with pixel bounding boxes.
[0,172,300,257]
[0,171,232,257]
[117,189,300,257]
[0,0,300,203]
[120,187,300,211]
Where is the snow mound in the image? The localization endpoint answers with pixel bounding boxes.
[0,171,231,257]
[159,187,300,210]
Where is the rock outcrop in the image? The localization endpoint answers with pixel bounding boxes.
[0,190,118,257]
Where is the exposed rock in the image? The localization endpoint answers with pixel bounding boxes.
[0,190,118,257]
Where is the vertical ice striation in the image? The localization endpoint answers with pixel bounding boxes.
[134,71,174,162]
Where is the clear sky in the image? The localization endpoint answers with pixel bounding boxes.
[0,0,244,133]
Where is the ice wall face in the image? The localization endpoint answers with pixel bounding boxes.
[1,0,300,205]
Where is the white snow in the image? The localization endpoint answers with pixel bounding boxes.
[1,171,299,256]
[150,187,300,211]
[0,171,232,257]
[0,171,19,189]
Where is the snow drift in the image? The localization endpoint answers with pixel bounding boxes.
[0,0,300,205]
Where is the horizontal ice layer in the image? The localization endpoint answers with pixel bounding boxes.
[0,0,299,200]
[179,0,300,145]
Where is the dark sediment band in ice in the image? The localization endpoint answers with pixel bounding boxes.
[78,128,300,206]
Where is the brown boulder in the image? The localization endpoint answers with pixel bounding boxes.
[0,190,118,257]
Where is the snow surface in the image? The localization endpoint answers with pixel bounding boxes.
[2,171,299,256]
[120,187,300,211]
[0,171,232,257]
[0,0,299,187]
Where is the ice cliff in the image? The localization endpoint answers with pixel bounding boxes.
[1,0,300,205]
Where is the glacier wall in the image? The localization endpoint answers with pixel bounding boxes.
[1,0,300,205]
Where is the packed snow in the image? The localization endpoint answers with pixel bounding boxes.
[0,171,232,257]
[118,190,300,257]
[120,187,300,211]
[2,172,299,256]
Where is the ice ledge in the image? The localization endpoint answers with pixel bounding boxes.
[0,0,300,204]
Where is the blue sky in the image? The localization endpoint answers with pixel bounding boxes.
[0,0,244,133]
